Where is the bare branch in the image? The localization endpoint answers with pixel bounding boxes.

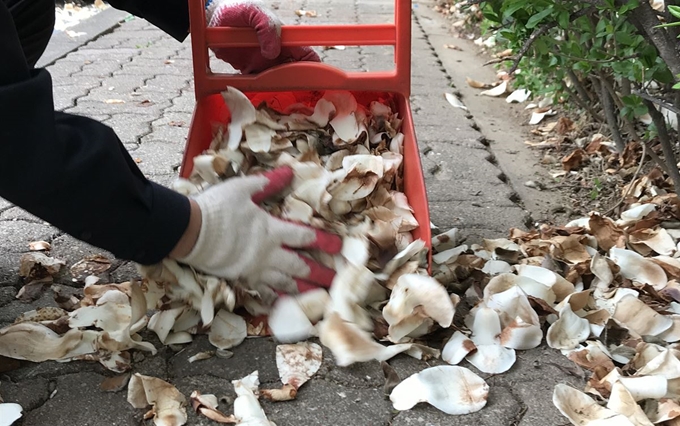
[642,97,680,195]
[632,89,680,116]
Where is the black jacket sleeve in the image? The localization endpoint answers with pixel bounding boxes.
[107,0,191,42]
[0,2,191,265]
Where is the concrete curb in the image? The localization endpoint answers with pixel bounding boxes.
[36,7,132,68]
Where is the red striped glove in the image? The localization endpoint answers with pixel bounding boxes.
[205,0,321,74]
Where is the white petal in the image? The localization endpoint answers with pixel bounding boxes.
[618,203,656,225]
[276,342,323,389]
[481,260,512,275]
[612,294,673,337]
[390,366,489,415]
[546,304,590,350]
[466,344,516,374]
[553,384,634,425]
[506,88,531,103]
[383,274,456,330]
[609,247,667,290]
[0,403,23,426]
[208,309,247,350]
[268,296,318,343]
[442,331,476,365]
[618,376,668,401]
[606,381,654,425]
[221,87,256,150]
[317,311,411,367]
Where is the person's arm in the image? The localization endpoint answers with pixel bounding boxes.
[106,0,190,41]
[0,1,191,265]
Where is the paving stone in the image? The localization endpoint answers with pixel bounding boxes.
[0,291,61,328]
[22,372,139,426]
[262,380,394,426]
[0,378,51,412]
[50,75,103,90]
[419,145,505,183]
[69,92,171,116]
[169,335,280,383]
[0,222,58,254]
[0,286,17,307]
[0,252,21,287]
[427,201,529,233]
[0,207,46,223]
[61,48,140,62]
[100,113,154,144]
[139,74,191,92]
[166,89,196,113]
[134,141,184,175]
[51,84,91,111]
[97,75,147,93]
[141,125,190,145]
[45,61,85,78]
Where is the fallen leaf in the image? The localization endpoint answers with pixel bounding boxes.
[275,342,322,390]
[444,93,467,110]
[19,252,65,281]
[28,241,51,251]
[444,44,462,50]
[589,214,625,252]
[466,77,491,89]
[16,281,49,302]
[555,117,575,134]
[479,81,508,97]
[69,255,112,281]
[100,373,132,392]
[127,373,187,426]
[381,361,401,396]
[190,391,236,424]
[561,149,586,171]
[295,9,317,17]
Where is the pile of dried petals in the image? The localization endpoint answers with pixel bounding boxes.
[8,87,680,424]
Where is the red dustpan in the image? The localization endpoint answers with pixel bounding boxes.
[180,0,432,268]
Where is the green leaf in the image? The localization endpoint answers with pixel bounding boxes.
[669,5,680,19]
[618,0,639,14]
[615,30,636,45]
[557,10,570,29]
[526,6,554,29]
[502,0,530,20]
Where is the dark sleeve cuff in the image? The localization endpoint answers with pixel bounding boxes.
[134,182,192,265]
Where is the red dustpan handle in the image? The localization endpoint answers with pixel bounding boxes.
[188,0,412,98]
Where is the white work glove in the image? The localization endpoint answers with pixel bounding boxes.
[177,167,341,298]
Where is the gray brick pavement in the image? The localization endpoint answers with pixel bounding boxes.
[0,1,570,425]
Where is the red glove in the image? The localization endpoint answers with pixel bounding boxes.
[205,0,321,74]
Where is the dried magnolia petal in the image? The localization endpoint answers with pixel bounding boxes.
[390,366,489,415]
[208,309,247,350]
[127,373,187,426]
[276,342,323,389]
[553,384,634,425]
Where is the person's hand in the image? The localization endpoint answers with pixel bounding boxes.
[174,167,342,300]
[205,0,321,74]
